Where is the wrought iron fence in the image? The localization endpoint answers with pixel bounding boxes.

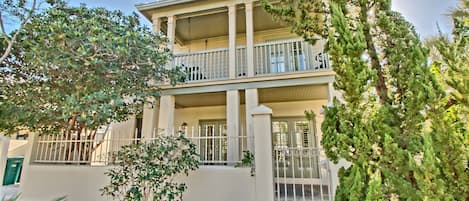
[274,147,332,201]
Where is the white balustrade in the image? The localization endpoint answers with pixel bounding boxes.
[174,48,229,82]
[172,39,329,82]
[236,46,248,78]
[32,126,248,166]
[254,39,329,76]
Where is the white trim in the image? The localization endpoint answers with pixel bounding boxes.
[135,0,196,11]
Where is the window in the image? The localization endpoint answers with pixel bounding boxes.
[269,42,307,73]
[273,117,321,181]
[272,121,289,149]
[270,50,286,73]
[294,120,311,148]
[272,118,317,149]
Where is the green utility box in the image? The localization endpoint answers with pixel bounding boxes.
[3,157,24,185]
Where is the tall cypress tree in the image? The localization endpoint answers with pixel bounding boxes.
[262,0,468,200]
[426,2,469,199]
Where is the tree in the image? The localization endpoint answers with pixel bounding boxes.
[101,134,199,201]
[0,0,60,63]
[425,2,469,199]
[262,0,468,200]
[0,3,183,160]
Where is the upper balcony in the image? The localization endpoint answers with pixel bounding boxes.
[136,0,331,85]
[174,39,329,82]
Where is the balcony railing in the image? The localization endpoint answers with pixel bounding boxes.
[173,39,329,83]
[174,48,229,82]
[31,126,248,166]
[254,39,329,76]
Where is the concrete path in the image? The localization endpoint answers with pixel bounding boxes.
[0,184,19,200]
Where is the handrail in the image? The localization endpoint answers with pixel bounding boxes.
[31,126,249,166]
[171,38,328,82]
[174,38,305,57]
[174,47,229,57]
[254,38,304,47]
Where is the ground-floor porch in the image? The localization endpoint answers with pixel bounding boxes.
[18,76,347,201]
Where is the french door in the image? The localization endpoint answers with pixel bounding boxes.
[272,117,317,149]
[199,120,227,165]
[272,117,319,179]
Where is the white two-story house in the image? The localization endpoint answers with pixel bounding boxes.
[18,1,342,201]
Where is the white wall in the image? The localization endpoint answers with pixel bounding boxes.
[19,165,109,201]
[8,140,28,157]
[175,28,298,53]
[264,100,327,118]
[110,118,136,139]
[173,99,327,129]
[19,165,254,201]
[174,105,247,129]
[179,166,255,201]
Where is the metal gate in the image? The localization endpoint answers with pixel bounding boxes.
[272,118,331,201]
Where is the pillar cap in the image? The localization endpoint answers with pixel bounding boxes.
[251,105,272,115]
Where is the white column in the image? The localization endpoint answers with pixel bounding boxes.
[18,134,35,194]
[228,4,237,79]
[0,136,10,186]
[245,2,255,77]
[151,15,161,33]
[142,102,159,139]
[226,90,240,163]
[157,95,175,136]
[327,82,333,104]
[167,15,177,52]
[245,88,258,152]
[252,105,274,201]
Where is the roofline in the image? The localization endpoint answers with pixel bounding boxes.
[135,0,196,12]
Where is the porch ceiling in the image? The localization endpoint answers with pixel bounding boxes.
[258,84,329,103]
[175,91,246,108]
[174,84,328,108]
[175,6,285,42]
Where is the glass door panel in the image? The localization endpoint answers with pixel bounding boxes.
[199,120,227,164]
[272,121,289,149]
[273,118,319,179]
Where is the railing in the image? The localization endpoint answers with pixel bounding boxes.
[32,133,148,165]
[32,126,248,166]
[174,48,229,82]
[173,39,329,83]
[254,39,329,76]
[179,126,247,165]
[236,46,247,78]
[274,147,331,201]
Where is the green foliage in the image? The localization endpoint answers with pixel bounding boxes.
[263,0,468,200]
[425,2,469,199]
[261,0,326,44]
[0,3,183,135]
[101,135,199,201]
[304,110,316,121]
[235,150,255,176]
[0,0,62,63]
